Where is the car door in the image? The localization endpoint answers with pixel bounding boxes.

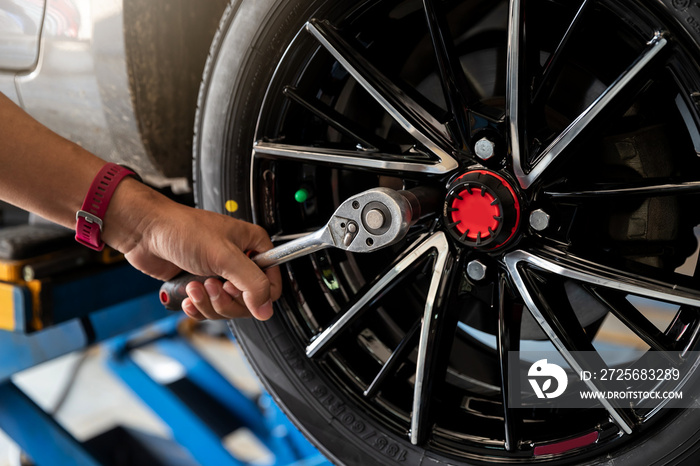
[0,0,45,71]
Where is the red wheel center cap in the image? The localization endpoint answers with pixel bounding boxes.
[450,187,501,241]
[443,170,521,249]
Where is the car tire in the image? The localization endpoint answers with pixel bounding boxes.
[194,0,700,464]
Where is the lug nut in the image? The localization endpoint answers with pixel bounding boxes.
[467,260,487,281]
[365,208,386,230]
[474,138,496,160]
[529,209,550,231]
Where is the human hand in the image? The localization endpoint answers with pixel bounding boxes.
[103,179,282,321]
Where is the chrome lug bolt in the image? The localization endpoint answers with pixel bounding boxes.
[529,209,550,231]
[467,260,487,281]
[474,138,496,160]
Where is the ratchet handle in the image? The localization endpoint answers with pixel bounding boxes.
[159,250,265,311]
[159,273,215,311]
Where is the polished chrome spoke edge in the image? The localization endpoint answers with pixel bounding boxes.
[305,233,433,358]
[411,232,451,445]
[545,180,700,200]
[510,30,667,189]
[508,250,700,307]
[506,0,526,187]
[305,21,459,172]
[253,141,455,174]
[504,250,637,434]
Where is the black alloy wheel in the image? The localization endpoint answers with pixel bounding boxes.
[195,0,700,464]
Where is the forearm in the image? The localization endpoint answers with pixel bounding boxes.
[0,92,166,254]
[0,92,106,229]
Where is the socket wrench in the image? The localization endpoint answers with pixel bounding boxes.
[160,187,416,310]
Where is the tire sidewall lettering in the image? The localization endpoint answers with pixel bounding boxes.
[306,377,409,462]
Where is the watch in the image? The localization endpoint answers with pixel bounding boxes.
[75,163,138,251]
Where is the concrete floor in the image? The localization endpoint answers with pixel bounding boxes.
[0,322,270,465]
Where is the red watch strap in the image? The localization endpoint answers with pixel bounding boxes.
[75,163,136,251]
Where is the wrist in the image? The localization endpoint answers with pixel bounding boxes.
[100,176,167,254]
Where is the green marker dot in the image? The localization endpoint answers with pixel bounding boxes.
[294,188,310,203]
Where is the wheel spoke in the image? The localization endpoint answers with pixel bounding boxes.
[531,0,592,107]
[422,0,475,146]
[505,249,700,308]
[587,287,677,353]
[306,19,459,170]
[545,179,700,202]
[496,273,524,452]
[411,232,455,445]
[514,32,668,188]
[504,252,639,434]
[306,233,436,358]
[506,0,528,188]
[253,141,455,175]
[364,320,421,398]
[283,86,399,153]
[506,0,529,188]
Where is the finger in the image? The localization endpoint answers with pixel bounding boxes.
[264,266,283,302]
[245,225,282,305]
[204,278,252,319]
[218,248,274,320]
[182,298,206,321]
[224,281,252,315]
[222,281,242,299]
[237,222,275,256]
[186,281,220,320]
[250,299,274,321]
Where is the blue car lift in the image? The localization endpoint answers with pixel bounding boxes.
[105,316,327,466]
[0,222,329,466]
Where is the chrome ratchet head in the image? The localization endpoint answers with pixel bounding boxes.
[328,187,413,253]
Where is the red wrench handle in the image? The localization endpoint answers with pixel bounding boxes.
[159,273,215,310]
